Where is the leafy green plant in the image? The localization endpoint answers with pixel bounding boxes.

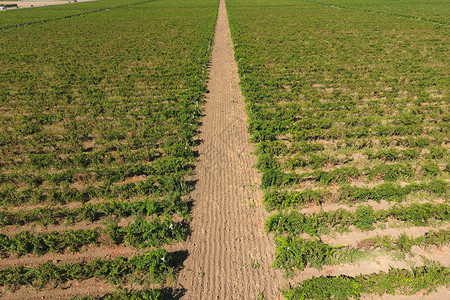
[266,203,450,236]
[72,289,165,300]
[272,236,336,272]
[0,250,174,289]
[354,205,375,230]
[264,189,323,211]
[283,265,450,299]
[0,196,189,227]
[0,218,187,257]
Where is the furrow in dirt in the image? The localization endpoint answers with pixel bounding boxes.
[175,0,283,298]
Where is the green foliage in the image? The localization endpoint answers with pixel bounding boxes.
[366,163,414,182]
[274,229,450,273]
[284,275,362,300]
[264,180,448,210]
[422,162,441,177]
[0,175,190,206]
[0,229,99,257]
[426,147,446,159]
[0,218,187,257]
[354,206,375,230]
[261,170,296,188]
[122,217,188,248]
[358,229,450,252]
[72,289,164,300]
[267,203,450,236]
[264,189,323,211]
[0,196,189,227]
[339,180,448,204]
[283,265,450,299]
[0,250,174,289]
[273,236,336,272]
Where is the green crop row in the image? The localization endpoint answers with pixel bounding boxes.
[365,147,446,161]
[257,139,442,162]
[251,121,445,145]
[5,143,192,172]
[273,229,450,272]
[358,229,450,252]
[264,180,448,211]
[0,229,98,258]
[262,164,447,189]
[273,235,338,273]
[0,249,173,289]
[339,180,448,203]
[0,174,188,207]
[0,157,191,187]
[72,288,165,300]
[283,264,450,300]
[282,148,447,171]
[0,196,188,227]
[0,218,186,257]
[264,189,323,211]
[105,217,187,248]
[266,203,450,236]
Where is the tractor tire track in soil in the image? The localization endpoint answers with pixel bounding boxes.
[176,0,282,298]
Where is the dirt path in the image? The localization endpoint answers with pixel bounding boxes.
[176,0,283,298]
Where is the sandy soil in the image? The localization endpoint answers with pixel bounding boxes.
[175,0,283,298]
[0,0,94,9]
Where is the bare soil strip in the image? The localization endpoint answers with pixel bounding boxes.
[175,0,283,298]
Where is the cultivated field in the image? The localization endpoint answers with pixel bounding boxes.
[0,0,448,298]
[0,1,95,9]
[0,0,149,28]
[0,0,217,298]
[227,0,449,298]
